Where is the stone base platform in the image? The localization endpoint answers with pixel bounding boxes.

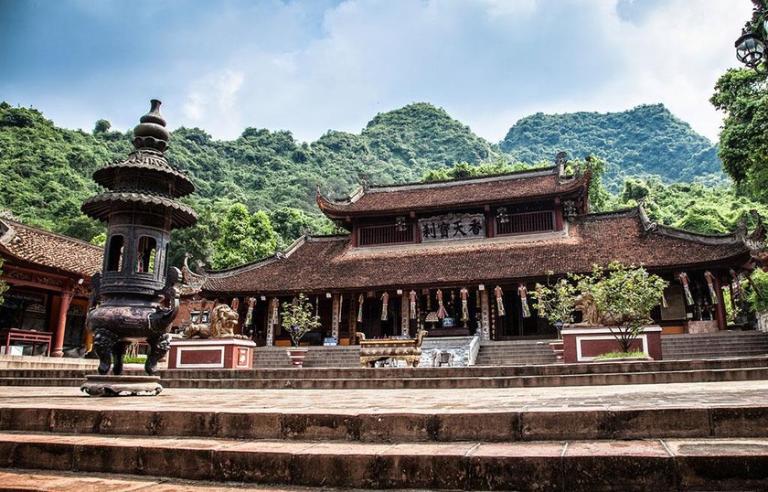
[169,338,256,370]
[80,375,162,397]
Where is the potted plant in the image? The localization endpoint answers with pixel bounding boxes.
[280,293,321,367]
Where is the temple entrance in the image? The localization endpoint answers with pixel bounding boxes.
[359,296,400,339]
[491,283,555,340]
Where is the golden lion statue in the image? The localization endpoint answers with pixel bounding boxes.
[183,304,245,339]
[574,292,623,326]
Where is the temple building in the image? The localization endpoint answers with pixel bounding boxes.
[200,157,762,347]
[0,218,102,356]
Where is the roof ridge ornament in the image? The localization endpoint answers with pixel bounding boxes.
[637,200,658,234]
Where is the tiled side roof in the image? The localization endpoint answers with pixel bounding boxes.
[0,219,103,278]
[203,209,748,295]
[316,167,589,217]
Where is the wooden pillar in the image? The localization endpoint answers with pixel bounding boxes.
[401,292,409,336]
[480,288,490,341]
[331,294,340,340]
[266,298,277,346]
[349,295,357,344]
[714,275,727,330]
[51,290,73,357]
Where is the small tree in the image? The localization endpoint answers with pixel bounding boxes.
[534,277,578,327]
[589,263,668,353]
[280,293,321,347]
[0,258,8,305]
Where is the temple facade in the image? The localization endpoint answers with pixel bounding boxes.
[200,158,763,347]
[0,218,102,356]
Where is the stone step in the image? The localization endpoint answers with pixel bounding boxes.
[0,432,766,490]
[4,366,768,389]
[2,356,767,381]
[3,405,767,442]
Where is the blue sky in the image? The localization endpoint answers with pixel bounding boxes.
[0,0,751,142]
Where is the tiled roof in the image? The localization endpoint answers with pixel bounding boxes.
[0,219,103,278]
[317,167,589,217]
[203,208,749,295]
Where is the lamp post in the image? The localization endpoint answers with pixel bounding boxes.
[735,0,768,70]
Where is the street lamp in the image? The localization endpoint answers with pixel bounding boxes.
[735,32,765,68]
[735,1,768,69]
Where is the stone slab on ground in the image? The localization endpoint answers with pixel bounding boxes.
[1,380,767,413]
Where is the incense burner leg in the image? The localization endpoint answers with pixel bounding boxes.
[94,329,119,375]
[111,341,129,376]
[144,333,172,375]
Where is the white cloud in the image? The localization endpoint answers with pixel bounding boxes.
[14,0,750,144]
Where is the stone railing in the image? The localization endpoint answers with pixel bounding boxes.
[757,312,768,333]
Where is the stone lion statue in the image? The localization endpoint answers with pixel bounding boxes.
[574,292,622,326]
[183,304,245,339]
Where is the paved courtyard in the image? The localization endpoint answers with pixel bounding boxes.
[1,380,767,413]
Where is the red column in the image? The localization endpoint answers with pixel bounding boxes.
[714,276,727,331]
[51,291,73,357]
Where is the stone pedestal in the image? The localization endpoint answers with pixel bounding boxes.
[168,338,256,370]
[81,375,162,397]
[560,325,662,363]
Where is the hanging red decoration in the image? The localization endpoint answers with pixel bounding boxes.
[704,271,719,305]
[244,297,256,326]
[494,286,505,316]
[518,284,531,318]
[460,287,469,322]
[678,272,694,305]
[436,289,448,319]
[381,292,389,321]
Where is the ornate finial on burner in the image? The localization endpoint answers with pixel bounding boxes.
[133,99,170,152]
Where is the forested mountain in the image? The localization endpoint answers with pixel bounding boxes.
[500,104,724,188]
[0,100,756,269]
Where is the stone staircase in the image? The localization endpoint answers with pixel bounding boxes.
[252,346,360,368]
[3,357,768,389]
[1,396,767,489]
[662,331,768,360]
[419,335,477,367]
[475,339,558,365]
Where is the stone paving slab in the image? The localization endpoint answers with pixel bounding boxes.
[1,380,768,413]
[0,468,354,491]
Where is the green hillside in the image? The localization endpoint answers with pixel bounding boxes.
[500,104,724,187]
[0,100,757,269]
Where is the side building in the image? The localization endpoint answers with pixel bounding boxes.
[201,161,763,346]
[0,218,102,356]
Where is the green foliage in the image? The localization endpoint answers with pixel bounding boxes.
[0,258,8,305]
[593,350,646,361]
[268,207,339,249]
[93,119,111,134]
[746,269,768,314]
[210,203,278,269]
[710,69,768,202]
[500,104,725,188]
[90,232,106,247]
[614,177,768,234]
[533,276,578,325]
[280,293,321,347]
